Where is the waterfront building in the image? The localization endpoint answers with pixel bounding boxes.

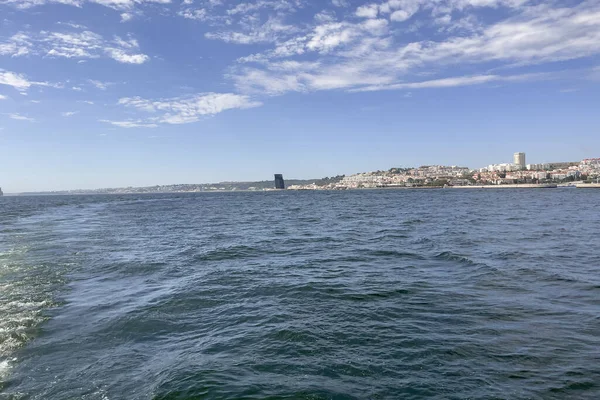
[514,152,526,169]
[581,158,600,167]
[527,163,545,171]
[274,174,285,190]
[487,163,515,172]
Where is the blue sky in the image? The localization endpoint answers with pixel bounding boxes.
[1,0,599,192]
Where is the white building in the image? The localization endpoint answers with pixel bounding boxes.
[527,163,544,171]
[514,152,526,169]
[487,163,515,172]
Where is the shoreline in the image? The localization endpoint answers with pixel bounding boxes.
[9,183,600,196]
[449,184,557,189]
[576,183,600,188]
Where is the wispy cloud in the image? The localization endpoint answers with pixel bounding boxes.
[1,28,150,64]
[88,80,113,90]
[332,0,349,7]
[205,17,298,44]
[178,8,209,21]
[8,113,35,121]
[229,1,600,95]
[0,33,31,57]
[351,73,550,92]
[61,111,79,117]
[0,69,55,91]
[0,94,7,100]
[113,93,262,125]
[0,70,34,90]
[105,48,149,64]
[100,119,158,128]
[57,22,88,29]
[3,0,169,11]
[120,13,134,22]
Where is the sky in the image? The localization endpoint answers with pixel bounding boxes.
[0,0,599,192]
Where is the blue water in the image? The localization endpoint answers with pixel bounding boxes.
[1,190,599,399]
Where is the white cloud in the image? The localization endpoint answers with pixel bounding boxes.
[226,0,303,16]
[356,4,379,18]
[100,119,158,128]
[115,93,262,125]
[354,0,529,24]
[206,17,297,44]
[57,22,88,29]
[178,8,208,20]
[230,68,307,94]
[2,0,170,10]
[80,100,95,104]
[236,17,393,63]
[61,111,79,117]
[315,10,337,24]
[105,48,149,64]
[72,86,83,91]
[332,0,349,7]
[1,29,149,64]
[0,70,37,90]
[413,3,600,66]
[0,94,7,100]
[8,113,35,121]
[352,73,547,91]
[390,10,413,22]
[92,0,170,9]
[88,80,113,90]
[120,13,133,22]
[43,30,103,58]
[0,33,32,57]
[231,1,600,95]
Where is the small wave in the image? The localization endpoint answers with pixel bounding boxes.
[369,234,409,241]
[269,329,317,343]
[282,236,340,245]
[548,381,596,393]
[435,251,476,265]
[403,219,425,226]
[309,255,371,264]
[367,250,425,260]
[193,245,261,262]
[494,251,527,260]
[344,289,412,301]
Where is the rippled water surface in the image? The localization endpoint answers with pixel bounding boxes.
[1,190,599,399]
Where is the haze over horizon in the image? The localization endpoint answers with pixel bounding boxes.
[1,0,599,192]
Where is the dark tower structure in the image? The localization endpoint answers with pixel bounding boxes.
[274,174,285,190]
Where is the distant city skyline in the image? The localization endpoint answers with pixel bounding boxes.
[1,0,599,192]
[0,147,596,193]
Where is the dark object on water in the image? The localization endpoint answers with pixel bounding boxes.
[274,174,285,190]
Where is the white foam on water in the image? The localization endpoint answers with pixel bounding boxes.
[0,308,45,356]
[0,357,16,382]
[0,249,53,387]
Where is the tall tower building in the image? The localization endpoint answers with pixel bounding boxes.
[274,174,285,190]
[514,152,526,169]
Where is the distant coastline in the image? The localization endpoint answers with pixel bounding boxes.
[6,155,600,195]
[12,182,600,196]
